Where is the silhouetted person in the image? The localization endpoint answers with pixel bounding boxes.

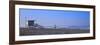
[54,25,57,29]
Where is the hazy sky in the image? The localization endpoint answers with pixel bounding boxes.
[19,8,90,28]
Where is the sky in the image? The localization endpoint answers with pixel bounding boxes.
[19,8,90,29]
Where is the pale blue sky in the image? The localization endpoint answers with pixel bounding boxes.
[19,8,90,28]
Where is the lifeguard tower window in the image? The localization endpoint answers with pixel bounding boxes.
[28,20,34,26]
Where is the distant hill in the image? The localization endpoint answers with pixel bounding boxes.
[68,26,90,29]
